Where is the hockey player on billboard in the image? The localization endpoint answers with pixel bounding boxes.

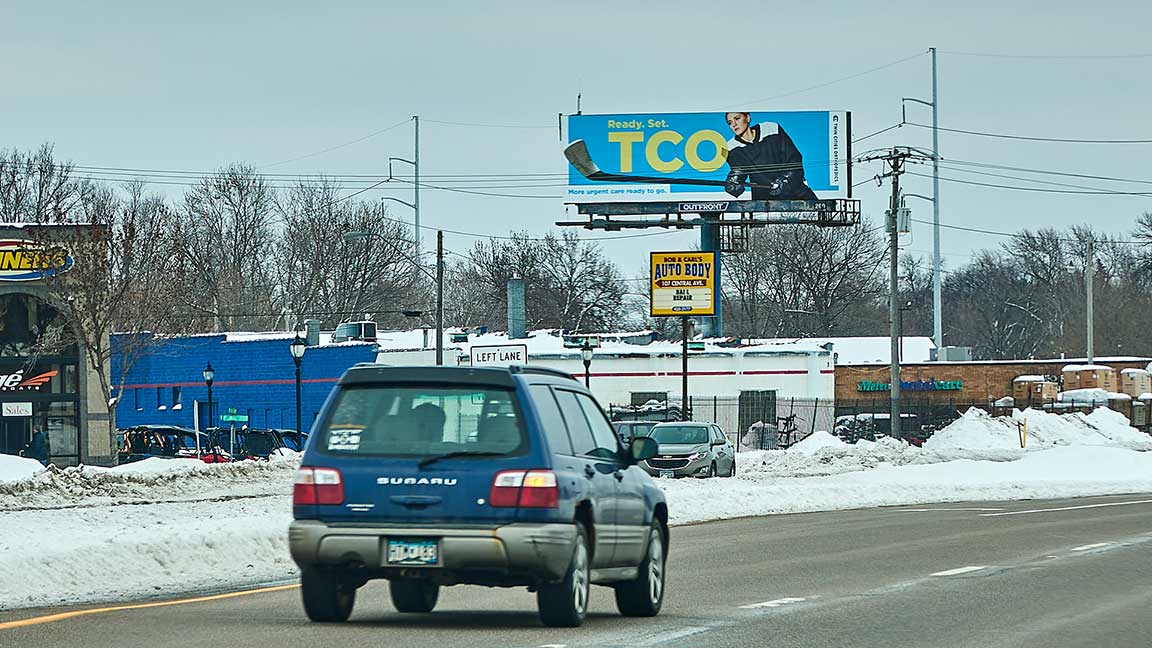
[723,111,817,200]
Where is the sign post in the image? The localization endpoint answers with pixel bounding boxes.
[651,252,715,421]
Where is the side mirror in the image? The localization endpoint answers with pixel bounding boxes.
[631,436,659,462]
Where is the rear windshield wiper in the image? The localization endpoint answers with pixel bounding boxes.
[418,451,508,469]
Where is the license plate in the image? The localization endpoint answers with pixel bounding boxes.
[659,470,675,479]
[386,538,439,566]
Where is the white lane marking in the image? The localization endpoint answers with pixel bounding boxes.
[897,507,1005,512]
[739,596,807,609]
[980,499,1152,517]
[633,626,713,645]
[931,565,987,577]
[539,645,567,648]
[1072,542,1112,552]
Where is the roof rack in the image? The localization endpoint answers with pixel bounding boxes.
[507,365,576,380]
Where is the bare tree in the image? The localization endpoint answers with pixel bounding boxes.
[276,183,425,329]
[450,232,626,332]
[176,164,279,332]
[27,181,190,437]
[0,144,80,223]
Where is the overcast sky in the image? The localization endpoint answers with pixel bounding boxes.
[4,0,1152,276]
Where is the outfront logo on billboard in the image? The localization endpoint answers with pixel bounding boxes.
[0,239,75,281]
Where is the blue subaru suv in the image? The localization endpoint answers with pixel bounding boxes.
[289,364,667,627]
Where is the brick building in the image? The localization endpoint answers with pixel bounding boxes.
[835,357,1152,410]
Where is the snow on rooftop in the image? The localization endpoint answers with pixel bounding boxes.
[743,336,935,365]
[1121,368,1150,375]
[1062,364,1114,373]
[1013,375,1050,382]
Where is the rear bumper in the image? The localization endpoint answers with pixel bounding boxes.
[289,520,576,582]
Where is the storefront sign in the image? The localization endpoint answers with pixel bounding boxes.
[2,402,32,417]
[0,239,75,281]
[0,368,58,391]
[858,379,964,393]
[650,251,716,317]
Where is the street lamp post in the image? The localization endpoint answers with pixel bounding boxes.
[580,341,594,389]
[202,362,214,457]
[290,336,306,435]
[343,228,445,365]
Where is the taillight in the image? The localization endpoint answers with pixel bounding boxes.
[293,467,344,505]
[489,470,559,509]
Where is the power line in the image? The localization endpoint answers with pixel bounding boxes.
[852,123,903,144]
[906,170,1152,197]
[904,121,1152,144]
[908,217,1148,246]
[939,49,1152,60]
[258,118,412,169]
[740,52,925,105]
[925,162,1152,196]
[422,118,553,130]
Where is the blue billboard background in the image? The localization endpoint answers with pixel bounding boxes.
[565,111,848,203]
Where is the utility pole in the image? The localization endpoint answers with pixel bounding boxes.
[1086,237,1094,363]
[886,152,905,440]
[930,47,942,353]
[436,230,444,366]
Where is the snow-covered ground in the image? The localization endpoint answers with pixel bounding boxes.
[1,407,1150,610]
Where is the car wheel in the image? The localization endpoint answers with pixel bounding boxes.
[727,460,736,477]
[537,524,591,627]
[614,521,666,617]
[706,462,716,478]
[389,578,440,613]
[301,566,356,622]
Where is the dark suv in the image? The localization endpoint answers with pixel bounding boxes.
[289,365,667,627]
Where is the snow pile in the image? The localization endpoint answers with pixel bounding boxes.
[925,407,1152,453]
[662,446,1152,525]
[789,430,847,454]
[0,457,299,511]
[0,454,46,484]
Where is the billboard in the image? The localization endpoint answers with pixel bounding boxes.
[565,111,849,205]
[650,251,715,317]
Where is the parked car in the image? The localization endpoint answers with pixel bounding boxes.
[289,364,668,627]
[206,427,285,461]
[612,421,656,445]
[118,425,207,464]
[274,429,309,452]
[639,422,736,478]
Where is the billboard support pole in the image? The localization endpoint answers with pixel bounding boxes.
[699,218,722,338]
[682,317,690,422]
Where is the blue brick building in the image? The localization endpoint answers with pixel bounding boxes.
[111,333,376,431]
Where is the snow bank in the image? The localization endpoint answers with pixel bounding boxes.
[0,454,45,484]
[0,457,299,511]
[1,406,1149,610]
[790,430,846,454]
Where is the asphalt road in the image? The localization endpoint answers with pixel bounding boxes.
[4,494,1152,648]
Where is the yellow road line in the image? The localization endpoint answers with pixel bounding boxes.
[0,584,299,631]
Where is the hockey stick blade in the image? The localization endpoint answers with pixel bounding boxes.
[564,140,602,179]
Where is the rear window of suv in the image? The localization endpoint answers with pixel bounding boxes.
[317,384,526,457]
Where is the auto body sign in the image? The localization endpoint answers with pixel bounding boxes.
[650,252,715,317]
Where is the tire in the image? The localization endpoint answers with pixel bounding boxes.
[537,525,591,627]
[389,578,440,613]
[301,566,356,623]
[727,459,736,477]
[614,521,667,617]
[706,462,717,478]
